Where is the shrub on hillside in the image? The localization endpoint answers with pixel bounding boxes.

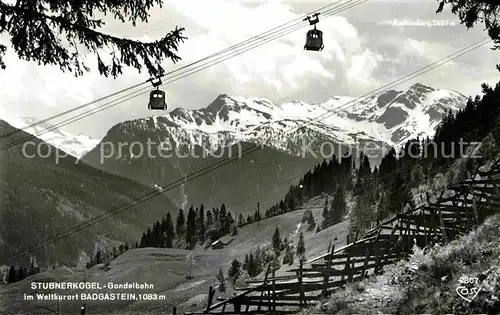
[302,209,312,223]
[234,270,251,288]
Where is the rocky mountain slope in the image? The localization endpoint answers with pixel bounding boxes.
[136,82,466,152]
[81,83,466,213]
[14,83,465,160]
[83,140,321,215]
[0,119,177,267]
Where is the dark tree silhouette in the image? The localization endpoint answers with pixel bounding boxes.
[227,259,242,284]
[243,254,249,271]
[176,208,185,236]
[216,267,225,292]
[186,206,196,249]
[272,226,281,253]
[322,197,329,218]
[7,265,16,283]
[283,245,294,265]
[247,252,257,277]
[164,212,175,248]
[0,0,186,76]
[197,204,206,244]
[17,267,27,280]
[297,232,305,259]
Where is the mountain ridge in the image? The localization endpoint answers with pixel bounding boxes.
[120,82,467,156]
[79,82,466,215]
[4,83,466,159]
[0,119,178,266]
[5,117,99,158]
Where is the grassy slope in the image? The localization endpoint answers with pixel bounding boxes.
[0,195,350,315]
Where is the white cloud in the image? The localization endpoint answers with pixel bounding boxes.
[0,0,378,137]
[164,0,376,100]
[347,49,384,86]
[0,0,494,139]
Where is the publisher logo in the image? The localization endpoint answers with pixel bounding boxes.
[456,276,481,302]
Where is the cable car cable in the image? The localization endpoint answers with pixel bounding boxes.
[152,1,347,81]
[0,0,354,142]
[0,81,148,141]
[0,32,488,155]
[0,0,365,151]
[3,38,488,263]
[4,0,354,137]
[300,37,490,126]
[0,37,489,264]
[152,3,361,86]
[0,31,487,155]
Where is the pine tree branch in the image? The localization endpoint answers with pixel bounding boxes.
[0,44,6,69]
[43,0,166,27]
[0,0,186,77]
[436,0,500,50]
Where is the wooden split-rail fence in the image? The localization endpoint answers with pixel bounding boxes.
[185,159,500,315]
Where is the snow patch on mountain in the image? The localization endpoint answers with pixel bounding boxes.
[6,117,100,158]
[115,83,467,155]
[11,83,464,161]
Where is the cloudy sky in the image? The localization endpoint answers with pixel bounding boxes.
[0,0,498,139]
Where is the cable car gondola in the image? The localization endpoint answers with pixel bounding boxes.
[303,13,324,51]
[148,78,167,110]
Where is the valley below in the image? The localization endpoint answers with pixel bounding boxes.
[0,197,347,315]
[0,81,479,315]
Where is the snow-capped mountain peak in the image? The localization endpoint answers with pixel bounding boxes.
[373,83,466,141]
[107,82,467,156]
[5,117,100,158]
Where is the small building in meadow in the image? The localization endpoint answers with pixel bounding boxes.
[211,240,224,250]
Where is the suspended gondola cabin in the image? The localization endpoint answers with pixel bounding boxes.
[148,77,167,110]
[303,12,324,51]
[304,29,324,51]
[148,90,167,110]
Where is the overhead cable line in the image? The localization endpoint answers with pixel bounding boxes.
[0,0,358,142]
[0,1,366,152]
[0,33,488,154]
[1,36,489,264]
